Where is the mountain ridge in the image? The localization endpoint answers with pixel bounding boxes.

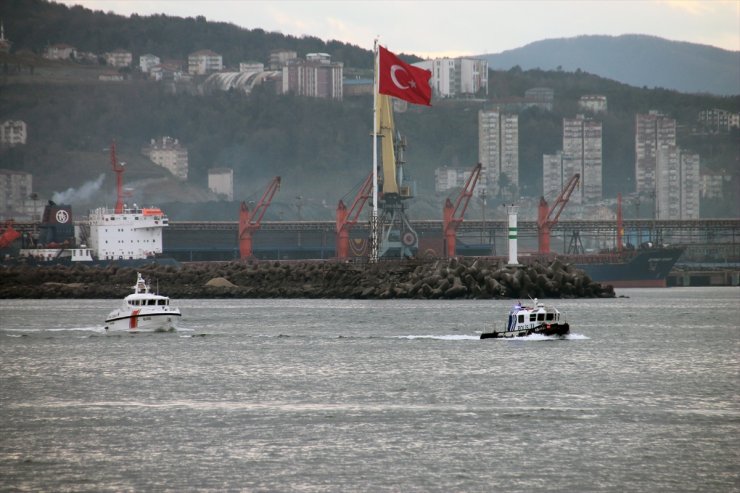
[479,34,740,96]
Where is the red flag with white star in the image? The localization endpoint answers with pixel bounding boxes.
[378,45,432,106]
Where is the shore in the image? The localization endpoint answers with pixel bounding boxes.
[0,258,614,299]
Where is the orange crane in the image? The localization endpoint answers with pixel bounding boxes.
[537,173,580,254]
[335,172,373,260]
[0,220,21,249]
[239,176,281,259]
[443,163,482,258]
[110,140,125,214]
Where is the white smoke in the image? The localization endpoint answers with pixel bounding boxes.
[52,174,105,204]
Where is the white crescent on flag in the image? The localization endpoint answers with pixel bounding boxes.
[390,65,409,90]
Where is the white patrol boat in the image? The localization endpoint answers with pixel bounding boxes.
[104,272,181,332]
[480,299,569,339]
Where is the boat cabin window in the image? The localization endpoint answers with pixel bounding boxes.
[148,300,156,305]
[529,313,537,322]
[157,300,165,305]
[546,313,554,321]
[537,312,545,321]
[518,314,524,323]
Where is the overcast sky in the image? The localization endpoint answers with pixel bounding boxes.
[57,0,739,56]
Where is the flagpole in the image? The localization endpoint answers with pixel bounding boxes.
[370,38,379,263]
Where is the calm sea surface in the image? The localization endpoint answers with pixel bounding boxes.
[1,287,738,492]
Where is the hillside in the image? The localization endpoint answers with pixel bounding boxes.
[481,35,740,96]
[0,2,738,220]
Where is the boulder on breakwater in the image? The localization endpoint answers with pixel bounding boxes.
[0,258,614,299]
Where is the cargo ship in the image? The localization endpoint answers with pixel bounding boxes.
[570,244,685,288]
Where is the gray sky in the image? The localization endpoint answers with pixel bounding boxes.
[58,0,739,56]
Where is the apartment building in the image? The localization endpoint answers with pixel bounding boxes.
[655,147,700,219]
[281,53,343,100]
[208,168,234,201]
[0,120,27,147]
[105,49,132,68]
[635,111,676,196]
[413,57,488,98]
[562,115,602,204]
[578,95,607,114]
[0,169,33,219]
[478,109,518,199]
[142,137,189,180]
[188,50,223,75]
[139,54,161,73]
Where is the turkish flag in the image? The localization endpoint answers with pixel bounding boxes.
[378,45,432,106]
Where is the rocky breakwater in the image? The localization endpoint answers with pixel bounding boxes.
[0,258,614,299]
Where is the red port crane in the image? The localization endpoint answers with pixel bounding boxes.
[110,140,125,214]
[239,176,281,259]
[0,220,21,249]
[537,173,580,254]
[335,172,373,260]
[443,163,482,258]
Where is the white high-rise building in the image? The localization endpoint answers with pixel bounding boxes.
[478,109,518,200]
[414,57,488,98]
[208,168,234,201]
[562,115,602,204]
[635,111,676,196]
[655,146,700,220]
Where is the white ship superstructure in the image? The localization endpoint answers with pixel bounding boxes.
[88,205,168,261]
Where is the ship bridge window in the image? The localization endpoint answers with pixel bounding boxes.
[537,313,545,322]
[518,314,524,323]
[148,300,155,305]
[546,313,554,321]
[529,313,537,322]
[157,300,165,305]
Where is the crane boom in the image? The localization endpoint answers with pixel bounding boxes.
[336,172,373,260]
[443,163,482,258]
[537,173,580,254]
[239,176,281,259]
[0,220,21,249]
[110,140,125,214]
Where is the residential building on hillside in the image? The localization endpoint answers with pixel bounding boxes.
[578,95,607,113]
[44,43,76,60]
[142,137,189,180]
[281,53,343,100]
[655,147,700,219]
[240,62,264,73]
[0,22,11,54]
[635,111,676,197]
[105,49,132,68]
[701,173,731,199]
[562,115,602,204]
[150,62,183,82]
[413,57,488,98]
[208,168,234,201]
[188,50,223,75]
[269,50,297,70]
[478,109,518,200]
[343,78,373,97]
[0,169,33,219]
[0,120,27,147]
[697,108,740,133]
[542,151,565,201]
[139,54,160,73]
[434,167,475,192]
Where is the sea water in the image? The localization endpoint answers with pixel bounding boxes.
[1,287,738,492]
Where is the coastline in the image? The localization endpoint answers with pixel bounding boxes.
[0,258,614,299]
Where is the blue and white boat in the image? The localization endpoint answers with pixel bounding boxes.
[480,299,569,339]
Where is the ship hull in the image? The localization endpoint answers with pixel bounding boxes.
[574,247,684,288]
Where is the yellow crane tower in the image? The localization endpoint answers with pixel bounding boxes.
[375,94,418,258]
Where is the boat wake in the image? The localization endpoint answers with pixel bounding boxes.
[395,335,482,341]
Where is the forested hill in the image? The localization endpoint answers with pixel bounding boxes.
[0,1,738,220]
[0,0,387,68]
